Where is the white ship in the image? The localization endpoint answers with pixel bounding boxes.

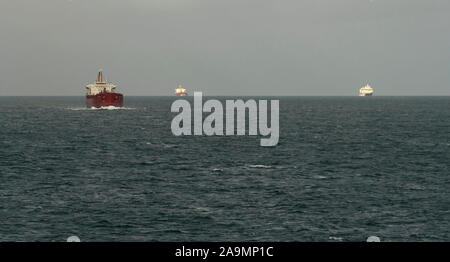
[359,84,374,96]
[175,84,187,96]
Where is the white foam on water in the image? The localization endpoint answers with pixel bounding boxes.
[95,106,135,110]
[67,236,81,242]
[329,236,343,241]
[247,164,272,169]
[366,236,381,242]
[144,142,177,149]
[67,107,89,111]
[161,143,177,148]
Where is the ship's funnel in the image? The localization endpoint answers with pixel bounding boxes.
[97,70,104,83]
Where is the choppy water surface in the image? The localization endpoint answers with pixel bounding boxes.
[0,96,449,241]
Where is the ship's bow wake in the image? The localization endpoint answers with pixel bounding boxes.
[68,106,135,111]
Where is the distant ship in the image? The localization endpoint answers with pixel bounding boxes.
[359,84,374,96]
[85,70,123,108]
[175,84,188,96]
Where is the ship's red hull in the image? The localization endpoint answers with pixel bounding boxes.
[86,93,124,108]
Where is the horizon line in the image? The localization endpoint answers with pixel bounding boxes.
[2,95,450,97]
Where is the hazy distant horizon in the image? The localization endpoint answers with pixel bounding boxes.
[2,95,450,98]
[1,0,449,96]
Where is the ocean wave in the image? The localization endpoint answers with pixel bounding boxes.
[247,164,272,169]
[145,142,177,148]
[329,236,343,241]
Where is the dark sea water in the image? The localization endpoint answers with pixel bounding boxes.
[0,96,449,242]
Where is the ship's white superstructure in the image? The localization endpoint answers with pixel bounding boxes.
[359,84,374,96]
[86,70,117,95]
[175,84,187,96]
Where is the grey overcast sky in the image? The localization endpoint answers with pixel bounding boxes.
[0,0,449,96]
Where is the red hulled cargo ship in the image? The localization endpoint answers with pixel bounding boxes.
[86,70,123,108]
